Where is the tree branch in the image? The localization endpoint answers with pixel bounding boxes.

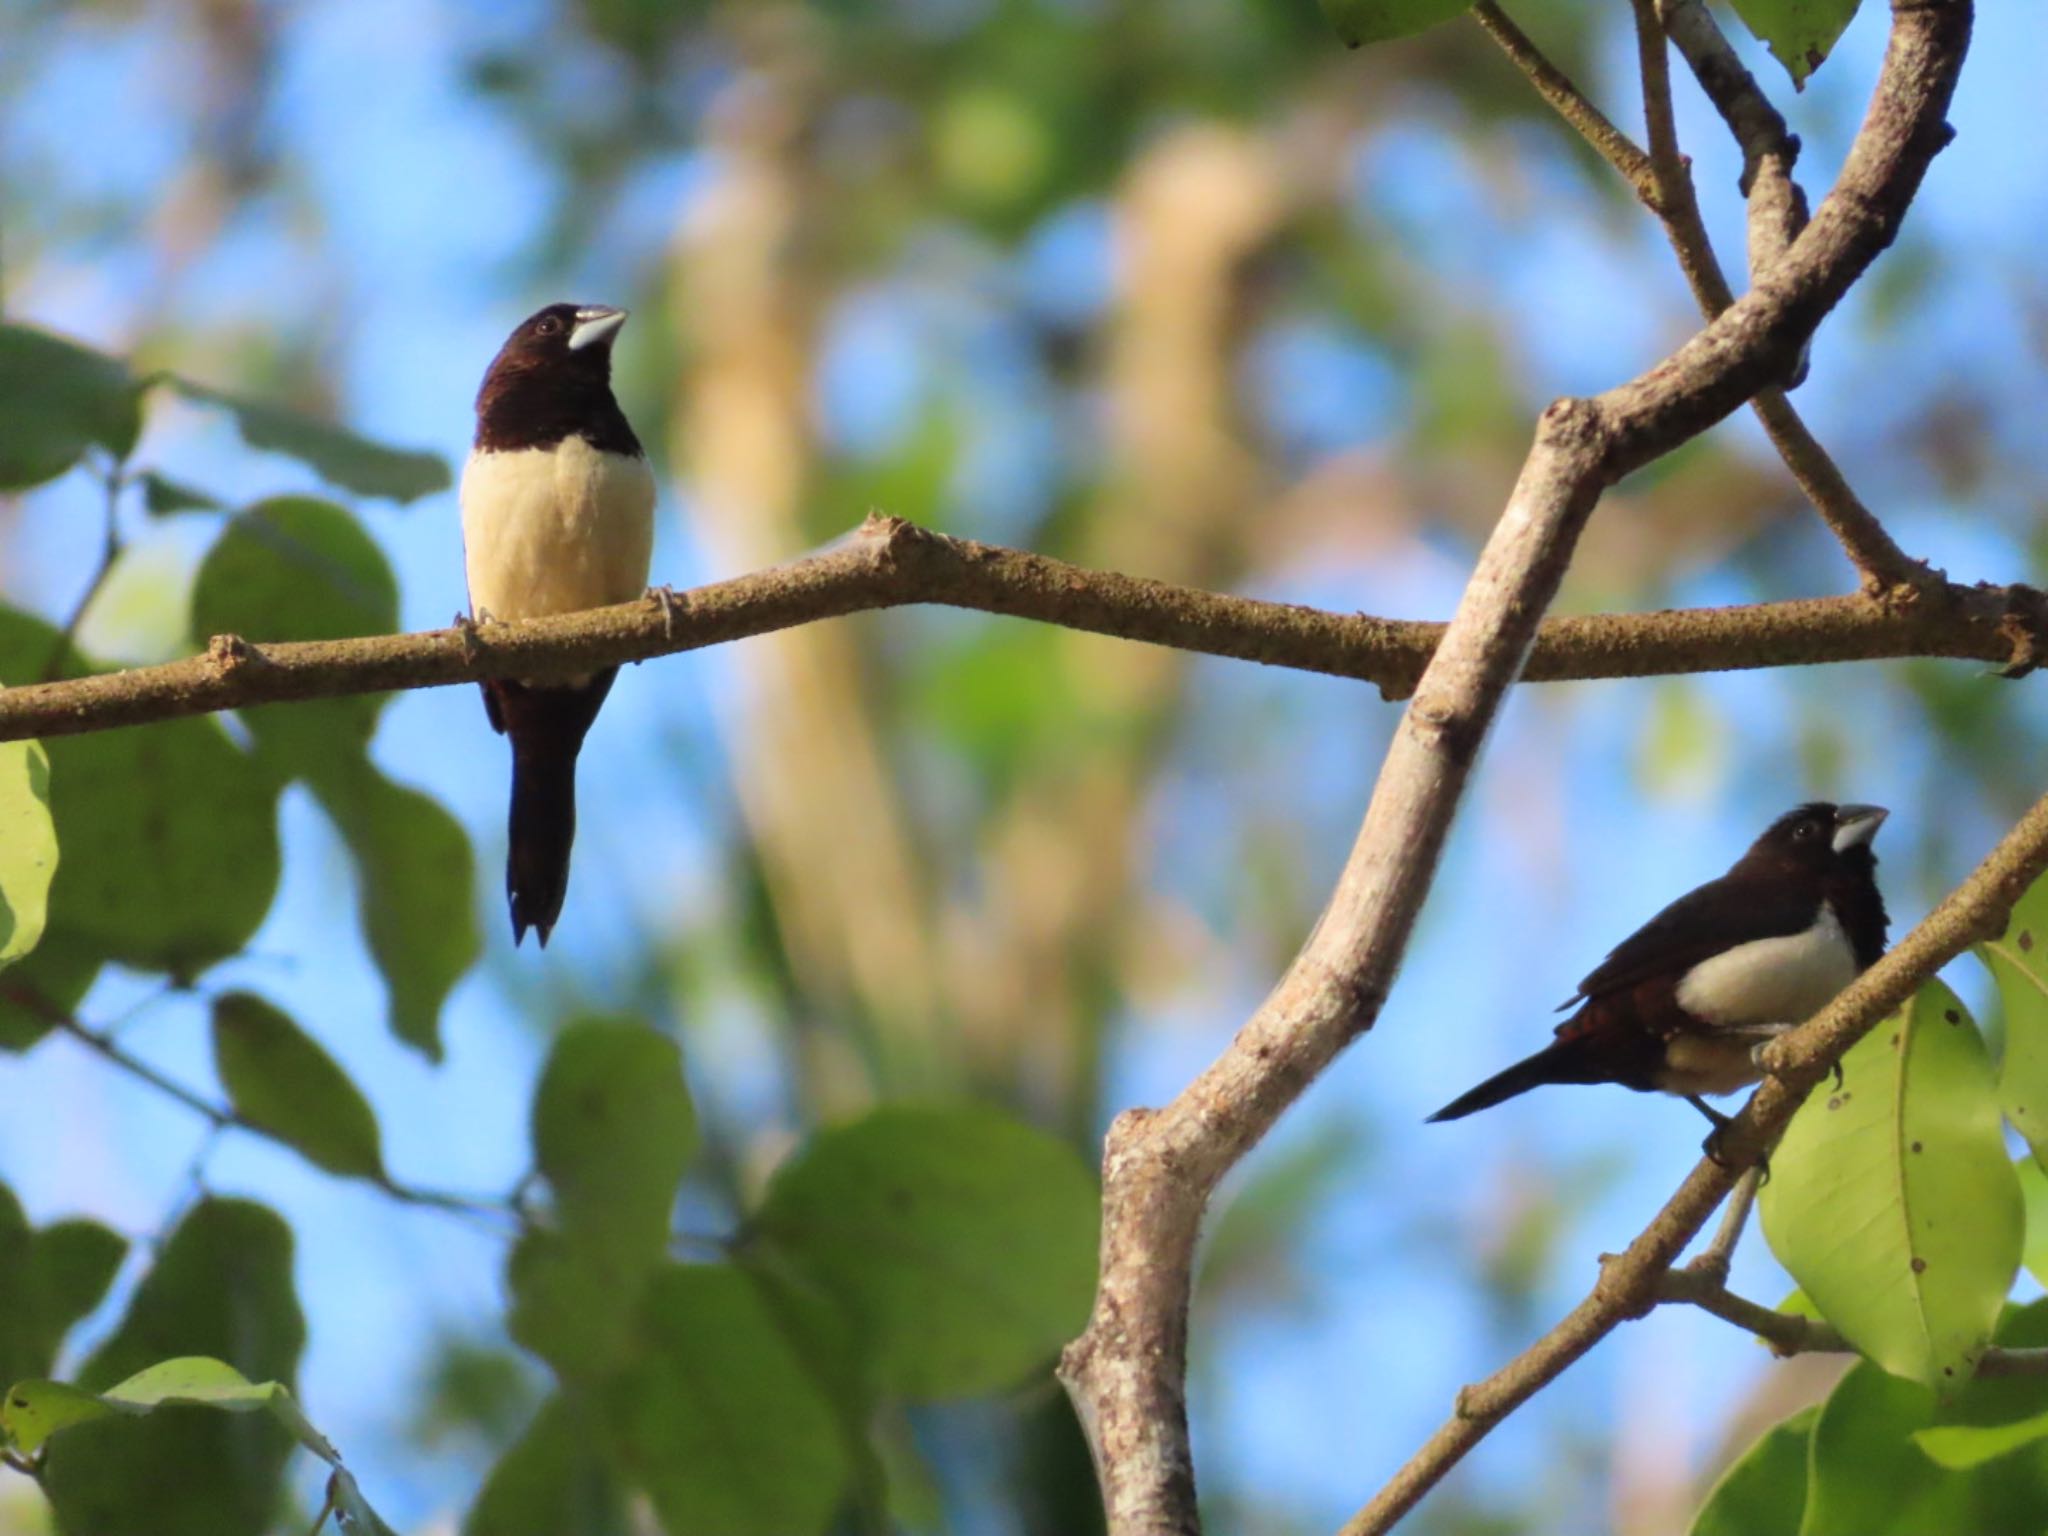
[1346,762,2048,1536]
[1053,0,1971,1528]
[1469,2,1658,201]
[1659,1270,2048,1377]
[1,517,2039,746]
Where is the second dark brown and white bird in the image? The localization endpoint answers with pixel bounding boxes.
[1428,802,1890,1128]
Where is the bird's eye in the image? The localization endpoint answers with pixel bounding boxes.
[536,316,561,336]
[1794,821,1817,840]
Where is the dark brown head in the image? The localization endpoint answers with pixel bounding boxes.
[1739,801,1890,963]
[473,304,641,456]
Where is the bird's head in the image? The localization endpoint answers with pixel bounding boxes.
[1746,801,1888,877]
[477,303,629,401]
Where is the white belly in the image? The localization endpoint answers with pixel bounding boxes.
[1674,905,1856,1028]
[461,438,655,623]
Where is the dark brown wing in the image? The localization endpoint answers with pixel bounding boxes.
[1570,873,1821,1002]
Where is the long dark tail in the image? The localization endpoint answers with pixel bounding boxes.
[482,670,617,947]
[1427,1033,1612,1122]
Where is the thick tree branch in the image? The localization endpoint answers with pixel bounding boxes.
[1,518,2040,745]
[1347,764,2048,1536]
[1057,0,1971,1529]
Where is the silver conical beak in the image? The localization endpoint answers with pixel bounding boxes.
[568,306,628,351]
[1832,804,1888,852]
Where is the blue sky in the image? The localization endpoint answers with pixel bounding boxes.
[4,0,2046,1531]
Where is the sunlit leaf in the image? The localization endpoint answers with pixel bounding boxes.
[756,1105,1099,1398]
[1318,0,1471,48]
[170,379,449,503]
[602,1265,848,1536]
[1800,1363,1961,1534]
[1916,1408,2048,1471]
[2019,1157,2048,1289]
[211,992,384,1181]
[1725,0,1861,87]
[1760,981,2021,1391]
[1977,874,2048,1166]
[1688,1405,1814,1536]
[0,324,142,489]
[0,740,56,969]
[42,1199,304,1536]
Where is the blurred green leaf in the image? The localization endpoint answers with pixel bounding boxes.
[42,1199,304,1536]
[42,714,280,977]
[1725,0,1861,86]
[0,324,142,489]
[137,471,221,517]
[1688,1405,1814,1536]
[1977,874,2048,1165]
[602,1265,848,1536]
[170,379,449,504]
[756,1105,1099,1398]
[2019,1157,2048,1289]
[1760,981,2021,1391]
[511,1021,696,1379]
[0,740,56,969]
[189,496,399,774]
[1318,0,1471,47]
[1800,1363,1961,1535]
[309,762,477,1061]
[210,991,384,1180]
[1916,1408,2048,1471]
[534,1018,695,1273]
[0,1185,126,1389]
[465,1395,627,1536]
[0,926,100,1052]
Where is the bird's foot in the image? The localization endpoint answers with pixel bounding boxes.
[452,611,485,663]
[644,584,681,640]
[1690,1095,1769,1180]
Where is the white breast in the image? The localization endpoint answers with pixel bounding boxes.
[461,438,655,624]
[1674,904,1856,1028]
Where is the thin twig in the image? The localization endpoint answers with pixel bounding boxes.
[0,517,2037,747]
[1470,2,1658,200]
[14,995,510,1226]
[1686,1164,1762,1285]
[38,457,126,684]
[1659,1270,2048,1377]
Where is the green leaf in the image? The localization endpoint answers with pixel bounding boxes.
[1724,0,1861,87]
[309,761,477,1062]
[464,1396,627,1536]
[189,496,399,776]
[137,471,220,517]
[5,1358,323,1458]
[1760,981,2021,1390]
[42,1198,304,1536]
[211,991,384,1180]
[506,1229,639,1381]
[0,739,56,969]
[0,1186,126,1388]
[602,1265,848,1536]
[0,324,142,489]
[1318,0,1471,48]
[1690,1405,1815,1536]
[40,713,281,976]
[1800,1363,1961,1535]
[533,1019,696,1274]
[170,379,449,504]
[1916,1408,2048,1471]
[1977,875,2048,1165]
[2019,1156,2048,1289]
[756,1105,1099,1399]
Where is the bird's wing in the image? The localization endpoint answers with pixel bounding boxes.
[1570,874,1820,1002]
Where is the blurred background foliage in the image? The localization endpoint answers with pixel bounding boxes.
[1,0,2046,1532]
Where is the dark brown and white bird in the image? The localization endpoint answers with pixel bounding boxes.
[461,303,654,947]
[1429,802,1890,1128]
